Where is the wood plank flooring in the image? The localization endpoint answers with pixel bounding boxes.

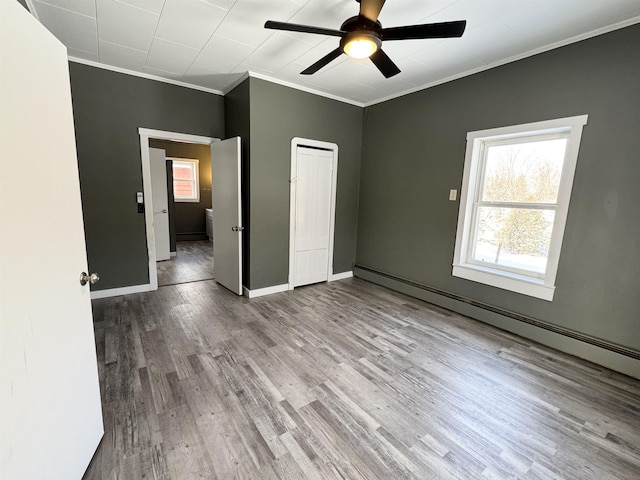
[83,278,640,480]
[157,240,214,286]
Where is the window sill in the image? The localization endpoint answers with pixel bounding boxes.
[452,263,555,301]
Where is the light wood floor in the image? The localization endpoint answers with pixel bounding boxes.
[83,278,640,480]
[157,240,214,287]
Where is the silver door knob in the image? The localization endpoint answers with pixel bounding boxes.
[162,209,168,213]
[80,272,100,286]
[231,226,244,232]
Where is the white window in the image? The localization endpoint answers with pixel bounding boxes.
[453,115,588,301]
[171,158,200,202]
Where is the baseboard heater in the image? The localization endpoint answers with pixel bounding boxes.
[354,264,640,361]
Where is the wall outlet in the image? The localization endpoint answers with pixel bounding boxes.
[449,189,458,201]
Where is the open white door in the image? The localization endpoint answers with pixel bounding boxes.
[0,2,103,479]
[211,137,243,295]
[150,148,170,261]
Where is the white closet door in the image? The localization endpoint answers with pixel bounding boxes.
[294,147,334,287]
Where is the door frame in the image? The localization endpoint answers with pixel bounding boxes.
[288,137,339,291]
[138,128,219,291]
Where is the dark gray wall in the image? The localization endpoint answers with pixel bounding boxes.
[70,62,224,290]
[247,78,363,290]
[224,79,251,286]
[357,24,640,352]
[149,140,212,242]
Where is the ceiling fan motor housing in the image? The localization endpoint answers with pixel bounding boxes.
[340,16,383,57]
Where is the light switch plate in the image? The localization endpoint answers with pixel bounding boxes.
[449,189,458,201]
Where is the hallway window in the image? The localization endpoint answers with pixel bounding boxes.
[171,158,200,202]
[452,115,588,301]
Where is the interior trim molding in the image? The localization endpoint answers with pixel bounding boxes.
[363,16,640,107]
[354,264,640,361]
[90,283,153,300]
[243,284,289,299]
[138,128,219,295]
[67,57,226,96]
[247,72,365,107]
[329,271,353,281]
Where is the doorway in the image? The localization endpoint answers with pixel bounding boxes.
[139,129,217,290]
[148,140,215,286]
[288,138,338,290]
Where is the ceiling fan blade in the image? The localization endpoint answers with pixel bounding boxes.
[380,20,467,40]
[301,47,344,75]
[359,0,386,22]
[370,49,400,78]
[264,20,344,37]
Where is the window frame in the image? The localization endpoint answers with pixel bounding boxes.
[452,115,588,301]
[170,158,200,203]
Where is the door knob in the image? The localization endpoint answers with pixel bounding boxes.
[231,226,244,232]
[162,209,168,213]
[80,272,100,286]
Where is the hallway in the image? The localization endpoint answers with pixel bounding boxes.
[157,240,214,286]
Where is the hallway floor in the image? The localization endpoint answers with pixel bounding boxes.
[157,240,214,286]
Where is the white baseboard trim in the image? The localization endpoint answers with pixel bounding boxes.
[91,283,155,300]
[170,251,177,257]
[329,271,353,281]
[243,283,289,299]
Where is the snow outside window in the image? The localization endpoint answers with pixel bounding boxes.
[452,115,588,301]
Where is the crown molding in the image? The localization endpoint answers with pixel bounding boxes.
[246,72,365,108]
[66,16,639,108]
[67,57,225,96]
[364,16,640,107]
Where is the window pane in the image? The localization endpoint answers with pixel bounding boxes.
[481,138,566,203]
[173,164,193,180]
[472,206,554,274]
[174,179,194,197]
[172,161,198,200]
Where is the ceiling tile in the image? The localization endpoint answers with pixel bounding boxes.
[29,0,640,104]
[291,37,345,67]
[98,40,147,70]
[97,0,159,51]
[201,0,237,10]
[243,32,313,73]
[35,0,96,17]
[194,35,255,73]
[33,1,97,54]
[155,0,228,50]
[143,65,183,79]
[68,47,99,61]
[286,0,354,34]
[183,65,244,91]
[216,0,303,48]
[146,37,200,75]
[376,0,457,27]
[117,0,165,15]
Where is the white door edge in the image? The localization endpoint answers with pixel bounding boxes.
[138,128,219,292]
[288,137,339,291]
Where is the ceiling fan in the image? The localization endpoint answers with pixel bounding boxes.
[264,0,466,78]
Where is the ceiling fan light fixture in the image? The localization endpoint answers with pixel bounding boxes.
[342,33,381,59]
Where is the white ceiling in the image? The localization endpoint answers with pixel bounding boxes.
[26,0,640,106]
